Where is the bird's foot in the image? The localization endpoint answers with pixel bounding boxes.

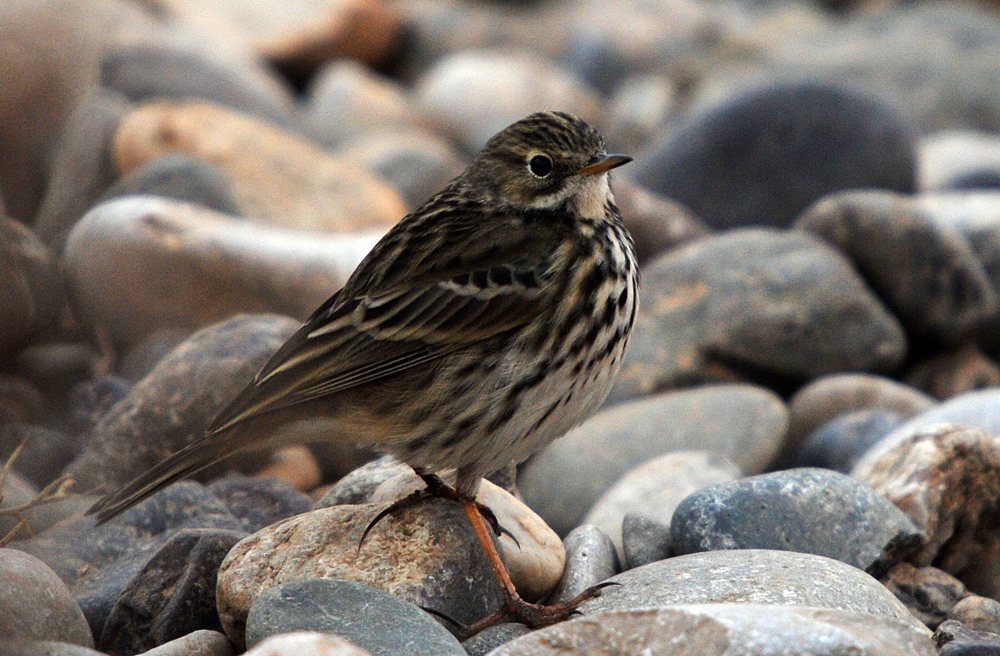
[359,471,506,549]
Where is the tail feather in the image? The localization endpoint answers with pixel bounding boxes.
[86,439,234,525]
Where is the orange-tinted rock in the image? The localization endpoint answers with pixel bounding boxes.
[112,101,407,232]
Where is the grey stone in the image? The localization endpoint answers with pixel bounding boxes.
[579,549,925,633]
[621,514,672,570]
[670,468,922,577]
[140,630,234,656]
[209,474,312,533]
[99,528,246,655]
[631,80,916,230]
[792,409,906,474]
[461,623,531,656]
[245,579,466,656]
[547,525,620,605]
[608,229,906,403]
[313,456,412,508]
[100,154,241,216]
[519,384,787,536]
[488,605,935,655]
[0,550,93,648]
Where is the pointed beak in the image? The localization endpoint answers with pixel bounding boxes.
[576,153,633,177]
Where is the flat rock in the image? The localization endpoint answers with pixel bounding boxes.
[854,424,1000,596]
[112,100,407,232]
[488,604,935,656]
[64,196,378,347]
[519,384,787,536]
[796,189,998,344]
[582,451,741,559]
[631,80,916,230]
[245,579,464,656]
[64,314,299,491]
[579,549,924,633]
[608,229,906,402]
[671,468,922,577]
[216,499,502,647]
[0,550,93,648]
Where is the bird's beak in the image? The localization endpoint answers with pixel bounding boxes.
[576,154,633,177]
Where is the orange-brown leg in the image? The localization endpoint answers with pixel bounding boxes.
[459,497,611,633]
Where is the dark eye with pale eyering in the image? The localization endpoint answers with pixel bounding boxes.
[528,154,553,178]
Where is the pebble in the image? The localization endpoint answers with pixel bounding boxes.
[14,480,245,640]
[608,229,906,402]
[783,373,936,464]
[414,48,605,153]
[246,580,462,655]
[369,474,564,602]
[621,514,672,570]
[579,549,926,631]
[98,528,246,655]
[671,468,922,577]
[488,605,935,656]
[32,89,132,251]
[216,499,502,647]
[301,59,425,150]
[920,130,1000,191]
[791,408,906,473]
[64,196,379,347]
[101,42,295,128]
[99,153,242,216]
[0,0,102,222]
[250,446,322,493]
[111,100,407,232]
[881,562,968,629]
[951,596,1000,634]
[854,424,1000,596]
[0,218,63,360]
[462,623,532,656]
[313,455,411,508]
[906,345,1000,399]
[244,631,370,656]
[796,189,999,344]
[0,550,93,648]
[208,474,313,534]
[519,384,788,536]
[582,451,741,559]
[631,80,916,230]
[140,630,234,656]
[339,129,467,211]
[936,620,1000,655]
[65,314,299,491]
[547,525,620,605]
[0,641,106,656]
[611,180,710,263]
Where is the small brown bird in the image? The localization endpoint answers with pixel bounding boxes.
[88,111,638,629]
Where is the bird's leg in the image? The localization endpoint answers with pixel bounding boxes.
[360,469,504,549]
[457,496,613,633]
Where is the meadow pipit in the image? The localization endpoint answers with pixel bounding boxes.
[88,111,638,629]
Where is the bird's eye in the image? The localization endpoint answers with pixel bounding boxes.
[528,154,553,178]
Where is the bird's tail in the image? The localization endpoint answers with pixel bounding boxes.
[85,436,236,525]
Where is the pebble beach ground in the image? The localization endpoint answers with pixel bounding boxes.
[4,0,1000,654]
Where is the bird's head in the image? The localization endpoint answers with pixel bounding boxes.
[465,111,632,217]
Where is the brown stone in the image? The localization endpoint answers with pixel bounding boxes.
[881,562,968,629]
[64,196,380,347]
[905,344,1000,400]
[155,0,400,76]
[216,500,503,646]
[950,595,1000,634]
[253,446,321,492]
[112,100,407,232]
[370,474,565,602]
[854,424,1000,595]
[0,218,63,359]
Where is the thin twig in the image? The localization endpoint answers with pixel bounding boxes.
[0,438,78,545]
